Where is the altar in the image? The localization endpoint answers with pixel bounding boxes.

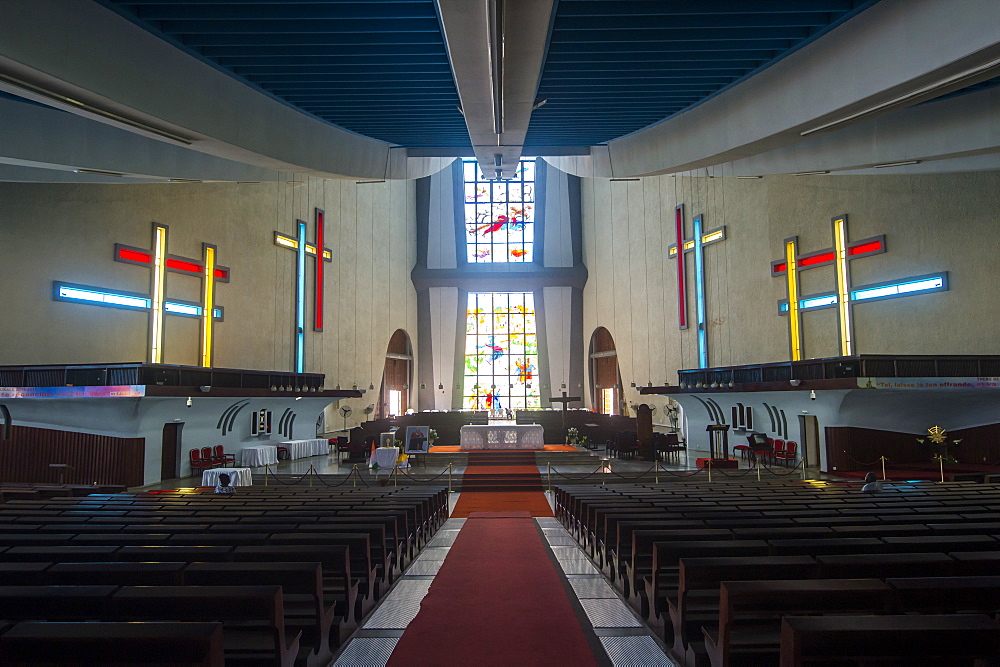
[460,424,545,450]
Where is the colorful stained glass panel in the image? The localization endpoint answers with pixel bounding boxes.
[463,292,540,410]
[464,159,535,263]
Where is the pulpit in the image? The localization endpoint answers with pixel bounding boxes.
[697,424,739,468]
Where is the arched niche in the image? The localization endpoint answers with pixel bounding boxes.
[589,327,623,415]
[377,329,413,419]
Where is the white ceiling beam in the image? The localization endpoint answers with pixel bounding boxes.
[437,0,555,179]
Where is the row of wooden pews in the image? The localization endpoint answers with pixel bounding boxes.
[554,479,1000,666]
[0,484,448,666]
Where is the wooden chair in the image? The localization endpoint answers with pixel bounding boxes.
[200,446,222,468]
[775,440,797,466]
[189,449,214,472]
[771,440,787,465]
[212,445,235,467]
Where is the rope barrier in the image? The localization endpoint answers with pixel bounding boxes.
[841,452,888,468]
[714,464,759,478]
[758,460,806,477]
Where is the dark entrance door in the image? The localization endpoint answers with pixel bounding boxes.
[161,422,183,481]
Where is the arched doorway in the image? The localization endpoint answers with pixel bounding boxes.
[589,327,623,415]
[377,329,413,419]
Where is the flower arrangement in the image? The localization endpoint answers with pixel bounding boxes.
[428,428,439,442]
[567,427,579,444]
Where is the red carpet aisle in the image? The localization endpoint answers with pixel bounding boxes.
[386,513,601,666]
[451,490,553,517]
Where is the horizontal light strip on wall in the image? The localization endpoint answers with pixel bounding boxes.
[55,283,222,319]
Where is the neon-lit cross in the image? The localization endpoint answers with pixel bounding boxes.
[772,214,948,360]
[668,206,727,369]
[54,222,229,366]
[273,208,332,373]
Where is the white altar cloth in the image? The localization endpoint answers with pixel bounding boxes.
[460,424,545,450]
[202,467,252,487]
[280,438,329,459]
[240,445,278,467]
[369,446,403,471]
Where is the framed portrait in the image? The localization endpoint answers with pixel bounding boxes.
[404,426,430,454]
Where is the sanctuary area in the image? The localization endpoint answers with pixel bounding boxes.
[1,1,999,665]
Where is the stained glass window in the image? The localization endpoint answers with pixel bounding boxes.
[464,292,540,410]
[463,159,535,263]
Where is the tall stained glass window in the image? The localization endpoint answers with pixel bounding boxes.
[463,159,535,263]
[464,292,540,410]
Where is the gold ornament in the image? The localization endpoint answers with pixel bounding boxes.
[927,425,948,444]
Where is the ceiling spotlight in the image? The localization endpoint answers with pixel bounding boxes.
[532,98,548,110]
[493,153,503,167]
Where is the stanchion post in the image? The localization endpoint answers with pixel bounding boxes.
[756,457,762,482]
[264,464,269,487]
[801,459,807,480]
[938,455,944,483]
[881,456,887,480]
[352,464,358,488]
[448,463,453,494]
[308,464,314,488]
[547,463,552,493]
[707,459,713,483]
[654,461,659,484]
[394,464,398,487]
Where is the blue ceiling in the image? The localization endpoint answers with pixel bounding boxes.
[96,0,900,151]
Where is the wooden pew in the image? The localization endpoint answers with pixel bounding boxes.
[887,575,1000,615]
[185,562,337,663]
[779,614,1000,666]
[703,578,893,667]
[0,621,224,666]
[233,544,359,636]
[668,555,818,659]
[112,585,302,667]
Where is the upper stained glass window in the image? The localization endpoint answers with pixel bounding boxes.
[463,159,535,263]
[463,292,540,410]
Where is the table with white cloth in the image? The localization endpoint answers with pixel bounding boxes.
[202,467,252,487]
[460,424,545,450]
[280,438,329,460]
[240,445,278,467]
[369,446,402,471]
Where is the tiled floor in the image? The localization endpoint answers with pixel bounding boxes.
[331,513,676,667]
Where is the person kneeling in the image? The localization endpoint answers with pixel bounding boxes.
[214,472,236,495]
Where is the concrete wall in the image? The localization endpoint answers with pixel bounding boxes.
[581,170,1000,412]
[0,176,417,431]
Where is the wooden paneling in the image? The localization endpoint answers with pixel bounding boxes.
[0,425,144,487]
[825,423,1000,472]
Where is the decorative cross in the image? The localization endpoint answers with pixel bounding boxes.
[668,208,727,368]
[771,214,947,360]
[273,208,332,373]
[548,390,582,431]
[55,222,228,366]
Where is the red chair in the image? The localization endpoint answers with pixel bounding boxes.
[212,445,235,467]
[201,446,222,468]
[770,440,787,465]
[189,449,214,472]
[775,441,798,466]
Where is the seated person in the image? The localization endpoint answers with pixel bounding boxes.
[861,471,883,494]
[214,472,236,495]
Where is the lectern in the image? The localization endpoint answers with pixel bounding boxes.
[697,424,738,468]
[706,424,730,460]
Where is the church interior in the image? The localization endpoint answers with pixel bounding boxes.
[1,0,999,665]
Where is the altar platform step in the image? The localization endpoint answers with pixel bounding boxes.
[467,451,538,466]
[458,474,545,492]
